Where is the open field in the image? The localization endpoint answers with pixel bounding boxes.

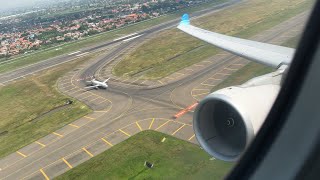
[211,35,300,92]
[56,130,232,180]
[113,0,312,79]
[0,55,95,158]
[0,0,227,74]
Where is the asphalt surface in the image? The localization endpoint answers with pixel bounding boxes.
[0,3,309,180]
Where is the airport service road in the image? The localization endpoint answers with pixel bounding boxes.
[0,11,308,180]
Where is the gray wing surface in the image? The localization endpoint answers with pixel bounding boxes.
[177,15,295,68]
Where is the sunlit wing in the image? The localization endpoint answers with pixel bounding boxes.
[177,14,295,68]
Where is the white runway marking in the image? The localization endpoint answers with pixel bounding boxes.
[68,51,81,56]
[76,52,90,57]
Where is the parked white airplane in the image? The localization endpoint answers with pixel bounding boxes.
[85,77,110,89]
[178,14,296,161]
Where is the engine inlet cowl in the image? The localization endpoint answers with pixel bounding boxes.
[193,85,280,161]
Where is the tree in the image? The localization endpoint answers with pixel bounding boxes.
[142,5,149,13]
[79,24,89,31]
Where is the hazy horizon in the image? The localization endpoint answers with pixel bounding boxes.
[0,0,73,11]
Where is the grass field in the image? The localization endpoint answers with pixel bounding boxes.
[0,54,95,158]
[113,0,312,79]
[211,35,300,92]
[0,0,227,74]
[56,131,233,180]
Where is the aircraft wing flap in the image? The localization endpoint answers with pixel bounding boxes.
[177,15,295,68]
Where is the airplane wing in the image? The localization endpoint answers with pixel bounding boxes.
[84,85,99,89]
[177,14,295,68]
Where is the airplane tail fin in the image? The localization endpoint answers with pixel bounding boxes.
[104,78,110,83]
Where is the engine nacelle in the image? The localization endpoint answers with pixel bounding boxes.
[193,84,280,161]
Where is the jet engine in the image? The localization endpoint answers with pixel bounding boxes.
[193,73,282,161]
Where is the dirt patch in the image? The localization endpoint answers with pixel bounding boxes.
[0,131,8,136]
[30,100,73,123]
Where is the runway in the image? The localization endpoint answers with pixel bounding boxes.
[0,3,308,180]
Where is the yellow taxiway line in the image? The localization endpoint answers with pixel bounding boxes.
[82,147,94,157]
[62,158,73,169]
[101,138,113,147]
[16,151,27,158]
[40,169,50,180]
[119,129,131,137]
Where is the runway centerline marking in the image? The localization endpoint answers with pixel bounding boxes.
[216,72,231,76]
[136,122,142,131]
[79,93,94,100]
[16,151,27,158]
[200,83,216,87]
[69,124,80,128]
[62,158,73,169]
[149,118,155,129]
[101,138,113,146]
[76,52,90,57]
[74,90,88,97]
[193,88,210,91]
[35,141,46,147]
[69,88,83,95]
[207,77,221,80]
[95,110,109,113]
[82,147,94,157]
[188,134,195,141]
[155,120,170,130]
[172,124,186,135]
[84,116,95,120]
[96,99,107,105]
[224,67,237,71]
[40,169,50,180]
[231,64,244,66]
[64,86,78,93]
[194,64,204,67]
[192,92,210,97]
[158,80,164,85]
[52,132,63,138]
[68,51,81,55]
[119,129,131,137]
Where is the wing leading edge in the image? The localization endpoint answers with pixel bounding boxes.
[177,14,295,68]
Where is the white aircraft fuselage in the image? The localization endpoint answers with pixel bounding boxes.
[91,79,108,89]
[86,78,109,89]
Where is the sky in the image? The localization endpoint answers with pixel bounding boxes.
[0,0,67,11]
[0,0,39,10]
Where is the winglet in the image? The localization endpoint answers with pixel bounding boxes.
[180,14,190,26]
